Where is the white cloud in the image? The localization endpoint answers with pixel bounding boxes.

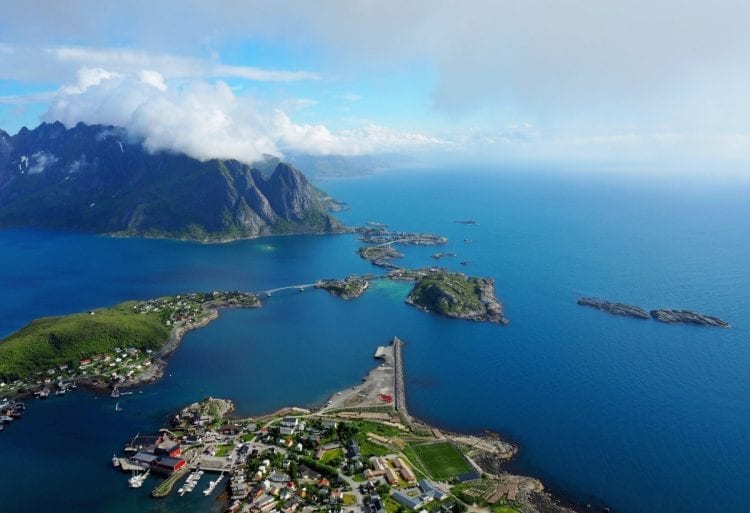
[43,69,443,163]
[27,151,58,174]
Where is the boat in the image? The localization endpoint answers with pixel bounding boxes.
[114,401,123,412]
[203,472,225,496]
[112,454,121,467]
[110,386,120,398]
[36,388,50,399]
[128,470,149,488]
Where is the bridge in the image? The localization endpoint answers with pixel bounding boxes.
[260,283,318,297]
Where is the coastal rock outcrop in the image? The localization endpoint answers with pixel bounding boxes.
[650,309,729,327]
[576,297,650,319]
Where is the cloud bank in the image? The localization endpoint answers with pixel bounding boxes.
[43,69,444,163]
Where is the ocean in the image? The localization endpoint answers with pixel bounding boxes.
[0,167,748,513]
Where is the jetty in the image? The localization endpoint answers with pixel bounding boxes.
[392,336,411,425]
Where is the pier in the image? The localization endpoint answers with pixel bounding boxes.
[392,336,411,425]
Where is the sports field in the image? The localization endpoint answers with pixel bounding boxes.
[410,442,473,480]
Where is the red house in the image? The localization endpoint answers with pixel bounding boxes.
[151,456,186,475]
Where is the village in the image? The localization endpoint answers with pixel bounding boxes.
[110,340,538,513]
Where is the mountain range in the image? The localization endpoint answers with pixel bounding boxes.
[0,122,344,241]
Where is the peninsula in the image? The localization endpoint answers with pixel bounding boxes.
[110,338,577,513]
[0,291,261,397]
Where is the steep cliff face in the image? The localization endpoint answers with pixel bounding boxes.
[0,122,344,241]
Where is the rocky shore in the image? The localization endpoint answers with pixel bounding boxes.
[650,309,730,327]
[577,297,650,319]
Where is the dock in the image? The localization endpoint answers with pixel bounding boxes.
[374,346,388,358]
[117,458,148,472]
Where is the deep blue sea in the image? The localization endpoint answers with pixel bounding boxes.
[0,167,748,513]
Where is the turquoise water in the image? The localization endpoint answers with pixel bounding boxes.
[1,168,749,513]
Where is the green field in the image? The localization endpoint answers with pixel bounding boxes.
[0,301,170,380]
[410,442,473,480]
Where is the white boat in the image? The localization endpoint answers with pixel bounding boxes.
[202,472,225,496]
[112,454,120,467]
[114,401,123,412]
[128,470,149,488]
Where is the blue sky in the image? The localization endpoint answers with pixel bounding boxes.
[1,1,749,170]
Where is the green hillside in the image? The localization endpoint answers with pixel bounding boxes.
[0,302,169,380]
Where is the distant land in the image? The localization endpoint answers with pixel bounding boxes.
[0,122,344,242]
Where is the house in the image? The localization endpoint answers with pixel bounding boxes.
[253,494,276,512]
[270,472,291,483]
[399,466,416,483]
[155,440,181,458]
[418,480,448,501]
[131,451,159,466]
[317,477,330,488]
[280,426,295,436]
[280,417,299,428]
[151,456,187,475]
[384,468,400,485]
[391,491,425,510]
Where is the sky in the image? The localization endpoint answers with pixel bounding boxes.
[1,0,750,170]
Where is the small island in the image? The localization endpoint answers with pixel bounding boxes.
[576,298,730,328]
[431,252,457,260]
[316,276,371,299]
[390,269,508,325]
[576,297,650,319]
[357,245,405,269]
[650,309,730,327]
[355,225,448,246]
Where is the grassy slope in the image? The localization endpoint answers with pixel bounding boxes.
[0,302,170,380]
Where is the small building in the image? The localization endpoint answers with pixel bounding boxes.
[131,451,159,466]
[384,468,400,485]
[399,465,417,483]
[151,456,187,475]
[391,491,425,510]
[418,480,448,501]
[155,440,181,458]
